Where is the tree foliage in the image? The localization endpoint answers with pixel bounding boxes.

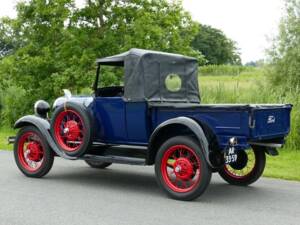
[0,17,16,58]
[269,0,300,88]
[0,0,202,124]
[192,24,241,65]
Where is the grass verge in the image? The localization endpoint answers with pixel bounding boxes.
[264,149,300,181]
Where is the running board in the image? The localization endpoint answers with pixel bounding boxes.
[81,154,146,165]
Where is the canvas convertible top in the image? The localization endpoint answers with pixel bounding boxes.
[96,48,200,103]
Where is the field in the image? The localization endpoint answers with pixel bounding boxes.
[200,67,272,104]
[1,66,299,181]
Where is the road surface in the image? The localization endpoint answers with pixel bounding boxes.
[0,151,299,225]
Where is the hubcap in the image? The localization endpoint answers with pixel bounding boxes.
[26,142,43,162]
[64,120,81,141]
[173,158,194,180]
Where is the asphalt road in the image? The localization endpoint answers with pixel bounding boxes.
[0,151,299,225]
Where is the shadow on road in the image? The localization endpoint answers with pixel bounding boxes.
[44,165,270,202]
[47,167,160,195]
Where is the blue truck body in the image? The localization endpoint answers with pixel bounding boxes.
[91,97,292,151]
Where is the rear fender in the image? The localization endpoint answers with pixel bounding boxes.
[14,115,76,160]
[148,117,214,168]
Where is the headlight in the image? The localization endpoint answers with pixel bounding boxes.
[34,100,50,118]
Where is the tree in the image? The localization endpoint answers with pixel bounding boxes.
[192,24,241,65]
[0,0,203,96]
[0,18,17,58]
[268,0,300,88]
[0,0,202,125]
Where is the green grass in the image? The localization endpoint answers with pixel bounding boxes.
[199,65,258,77]
[264,149,300,181]
[199,69,268,103]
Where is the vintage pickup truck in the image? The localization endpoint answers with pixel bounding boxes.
[12,49,292,200]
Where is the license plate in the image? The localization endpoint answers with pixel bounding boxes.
[225,147,238,164]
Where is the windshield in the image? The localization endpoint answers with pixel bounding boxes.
[97,65,124,88]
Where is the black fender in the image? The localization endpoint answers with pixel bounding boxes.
[148,117,214,168]
[14,115,76,160]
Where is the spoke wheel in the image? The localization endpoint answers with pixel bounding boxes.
[155,136,211,201]
[219,146,266,186]
[161,145,201,193]
[14,126,54,178]
[53,110,85,152]
[51,102,93,157]
[17,131,45,172]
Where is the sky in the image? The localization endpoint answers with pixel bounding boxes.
[0,0,285,63]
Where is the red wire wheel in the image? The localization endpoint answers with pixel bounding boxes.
[53,110,85,152]
[155,136,211,201]
[219,146,266,186]
[51,102,93,157]
[17,131,44,172]
[161,145,201,193]
[14,126,54,178]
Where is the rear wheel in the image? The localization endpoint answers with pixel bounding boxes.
[14,126,54,178]
[218,146,266,186]
[155,136,211,201]
[85,160,112,169]
[51,102,93,157]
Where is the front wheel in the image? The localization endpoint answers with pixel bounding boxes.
[155,136,212,201]
[218,146,266,186]
[14,126,54,178]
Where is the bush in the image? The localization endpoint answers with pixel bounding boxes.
[0,85,31,126]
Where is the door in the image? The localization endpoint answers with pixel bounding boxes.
[93,97,127,143]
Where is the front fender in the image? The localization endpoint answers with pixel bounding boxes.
[148,117,213,168]
[14,115,76,160]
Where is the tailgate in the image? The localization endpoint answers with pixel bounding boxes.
[250,104,292,139]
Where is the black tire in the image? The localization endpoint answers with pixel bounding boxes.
[51,102,93,157]
[155,136,212,201]
[218,146,266,186]
[85,160,112,169]
[14,126,54,178]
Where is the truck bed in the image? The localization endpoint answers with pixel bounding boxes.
[150,103,292,150]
